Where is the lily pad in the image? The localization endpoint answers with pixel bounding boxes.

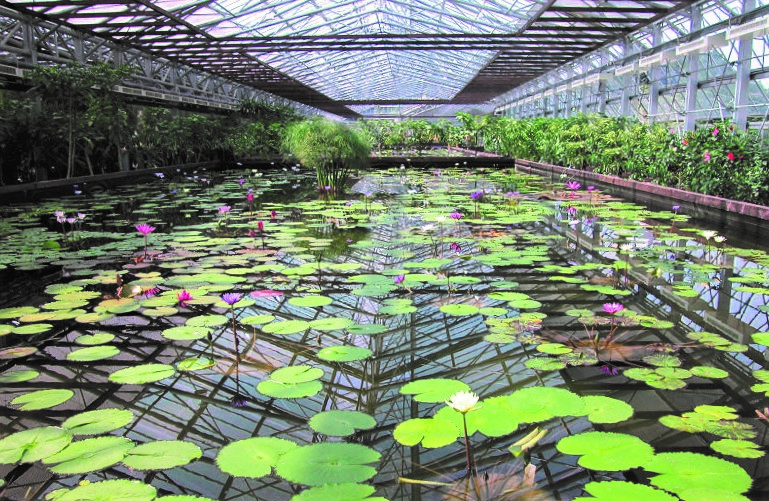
[186,314,229,328]
[43,436,135,474]
[62,408,134,435]
[109,364,176,384]
[12,389,74,410]
[122,440,203,470]
[317,346,372,362]
[73,333,115,345]
[275,443,380,486]
[575,481,678,501]
[347,323,388,335]
[289,295,333,307]
[439,304,480,316]
[162,325,212,341]
[556,431,654,471]
[45,479,156,501]
[0,369,39,383]
[291,483,385,501]
[0,346,38,359]
[12,323,53,335]
[262,319,311,335]
[216,437,298,478]
[67,345,120,362]
[177,357,215,372]
[644,452,753,499]
[400,378,471,403]
[309,317,355,331]
[0,426,73,464]
[308,410,377,436]
[393,417,460,448]
[581,395,634,424]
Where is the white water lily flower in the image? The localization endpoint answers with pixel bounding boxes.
[435,216,447,223]
[702,230,718,240]
[714,235,726,243]
[446,391,480,414]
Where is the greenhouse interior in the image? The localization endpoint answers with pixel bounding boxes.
[2,0,769,500]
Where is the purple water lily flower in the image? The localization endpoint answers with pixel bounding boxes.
[222,293,242,306]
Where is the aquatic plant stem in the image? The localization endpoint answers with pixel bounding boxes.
[462,413,475,476]
[230,305,239,362]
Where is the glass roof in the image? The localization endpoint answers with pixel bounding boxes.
[5,0,696,117]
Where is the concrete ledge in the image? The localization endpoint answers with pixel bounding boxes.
[515,158,769,220]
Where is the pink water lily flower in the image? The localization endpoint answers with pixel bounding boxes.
[603,303,624,315]
[219,206,231,214]
[136,224,155,235]
[565,181,581,190]
[177,290,192,307]
[450,212,463,220]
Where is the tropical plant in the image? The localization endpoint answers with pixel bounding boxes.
[282,117,370,193]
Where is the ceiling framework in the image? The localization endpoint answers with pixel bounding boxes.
[0,0,699,117]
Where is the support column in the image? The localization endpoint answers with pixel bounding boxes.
[621,39,633,116]
[733,0,756,129]
[648,25,662,123]
[684,7,702,131]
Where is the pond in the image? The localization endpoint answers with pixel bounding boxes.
[0,165,767,501]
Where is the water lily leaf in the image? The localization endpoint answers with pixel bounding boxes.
[317,346,372,362]
[0,306,40,319]
[289,295,333,307]
[400,378,470,403]
[642,353,681,367]
[694,405,739,421]
[751,332,769,346]
[0,369,39,383]
[75,312,114,323]
[12,323,53,335]
[163,326,211,341]
[67,345,120,362]
[581,396,634,424]
[45,479,156,501]
[176,357,215,372]
[347,323,388,335]
[257,379,323,399]
[143,306,179,317]
[378,301,417,315]
[157,496,216,501]
[507,299,542,309]
[655,367,691,379]
[73,333,115,345]
[689,366,728,378]
[710,439,764,459]
[109,364,175,384]
[43,436,135,474]
[459,396,519,437]
[216,436,298,478]
[646,377,687,390]
[525,358,567,371]
[536,343,572,355]
[309,317,355,331]
[645,452,752,499]
[704,421,756,440]
[478,307,508,317]
[556,431,654,471]
[0,426,72,464]
[439,304,480,316]
[263,319,311,335]
[270,365,324,383]
[308,410,377,436]
[624,368,663,381]
[484,333,517,344]
[98,298,142,314]
[12,389,74,410]
[574,481,678,501]
[276,443,380,486]
[506,386,586,421]
[186,314,228,328]
[393,417,460,448]
[0,346,37,359]
[241,314,276,325]
[488,292,529,302]
[62,409,133,435]
[291,483,385,501]
[122,440,202,470]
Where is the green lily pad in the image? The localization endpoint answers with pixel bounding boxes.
[186,314,229,328]
[176,357,215,372]
[275,443,380,486]
[109,364,176,384]
[309,317,355,331]
[582,395,634,424]
[0,306,40,319]
[162,326,211,341]
[216,437,298,478]
[289,295,333,307]
[12,323,53,335]
[291,483,385,501]
[308,410,377,437]
[45,479,156,501]
[67,345,120,362]
[262,319,311,335]
[574,481,678,501]
[0,369,39,383]
[0,346,37,359]
[400,378,471,403]
[751,332,769,346]
[43,436,135,474]
[478,307,508,316]
[269,365,324,383]
[710,439,764,459]
[73,333,115,345]
[690,366,729,379]
[536,343,572,355]
[644,452,752,499]
[317,346,372,362]
[12,389,74,410]
[556,431,654,471]
[0,426,72,464]
[525,358,567,371]
[241,314,276,325]
[257,379,323,399]
[393,417,460,448]
[62,408,134,435]
[439,304,480,316]
[122,440,203,470]
[347,323,388,335]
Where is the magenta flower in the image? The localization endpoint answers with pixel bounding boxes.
[603,303,624,315]
[257,221,264,232]
[221,293,242,306]
[270,210,278,218]
[238,179,245,185]
[565,181,581,190]
[250,289,283,297]
[713,127,719,137]
[587,186,595,191]
[704,152,711,162]
[77,213,86,220]
[54,210,65,218]
[247,193,254,201]
[672,205,680,212]
[600,365,619,376]
[470,190,484,200]
[219,206,231,214]
[566,206,577,218]
[450,242,461,253]
[136,224,155,235]
[450,212,463,220]
[177,290,192,307]
[727,152,735,161]
[393,274,405,284]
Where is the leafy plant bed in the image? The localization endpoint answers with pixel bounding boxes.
[0,164,767,500]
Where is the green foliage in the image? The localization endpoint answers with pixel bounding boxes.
[283,117,370,193]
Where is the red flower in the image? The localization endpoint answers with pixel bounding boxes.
[682,138,688,146]
[727,152,735,161]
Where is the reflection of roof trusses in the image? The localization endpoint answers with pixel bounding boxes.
[2,0,697,117]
